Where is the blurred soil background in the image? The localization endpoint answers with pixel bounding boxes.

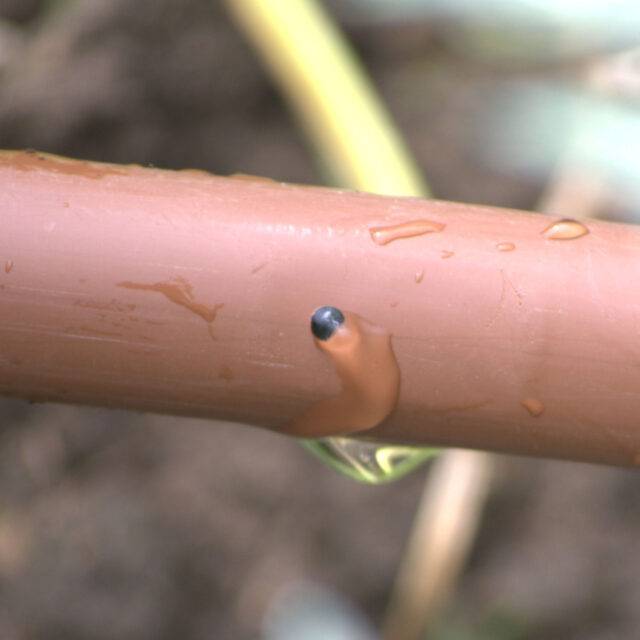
[0,1,639,638]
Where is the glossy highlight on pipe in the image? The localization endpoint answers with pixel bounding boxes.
[290,306,400,438]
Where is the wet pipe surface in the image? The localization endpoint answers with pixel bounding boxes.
[2,149,632,462]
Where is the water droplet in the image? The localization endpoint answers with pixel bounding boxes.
[369,219,445,246]
[219,365,234,382]
[441,250,455,259]
[117,278,223,341]
[521,398,544,416]
[496,242,516,252]
[542,218,589,240]
[301,438,438,484]
[4,260,13,273]
[414,269,425,283]
[390,301,399,308]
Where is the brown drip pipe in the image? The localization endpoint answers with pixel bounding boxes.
[2,150,640,467]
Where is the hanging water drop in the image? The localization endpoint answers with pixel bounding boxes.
[302,438,438,484]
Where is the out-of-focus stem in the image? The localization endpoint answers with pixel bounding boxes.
[382,451,493,640]
[222,0,428,197]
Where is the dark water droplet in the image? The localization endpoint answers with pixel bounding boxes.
[414,269,425,283]
[441,250,455,259]
[311,306,344,341]
[542,219,589,240]
[4,260,13,273]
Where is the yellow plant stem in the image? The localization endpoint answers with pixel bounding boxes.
[223,0,428,197]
